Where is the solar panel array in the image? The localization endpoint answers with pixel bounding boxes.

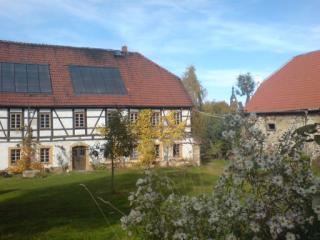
[69,66,127,95]
[0,62,52,93]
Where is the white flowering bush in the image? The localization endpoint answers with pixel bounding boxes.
[121,114,320,240]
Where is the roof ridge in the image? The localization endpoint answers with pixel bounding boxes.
[0,39,136,54]
[0,39,193,108]
[245,56,296,111]
[246,49,320,113]
[257,49,320,89]
[294,49,320,58]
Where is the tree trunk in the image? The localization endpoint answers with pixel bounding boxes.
[165,146,169,167]
[111,156,115,193]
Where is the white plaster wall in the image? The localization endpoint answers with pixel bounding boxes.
[0,109,7,117]
[182,143,193,159]
[0,142,20,169]
[1,140,198,170]
[50,139,99,168]
[0,108,197,170]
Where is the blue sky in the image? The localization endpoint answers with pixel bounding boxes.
[0,0,319,103]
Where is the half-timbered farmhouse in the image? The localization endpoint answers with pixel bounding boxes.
[246,50,320,156]
[0,40,199,170]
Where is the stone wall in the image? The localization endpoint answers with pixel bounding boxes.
[256,112,320,158]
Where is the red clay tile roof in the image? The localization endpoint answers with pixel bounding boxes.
[246,50,320,113]
[0,40,192,108]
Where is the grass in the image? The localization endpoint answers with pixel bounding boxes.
[0,160,228,240]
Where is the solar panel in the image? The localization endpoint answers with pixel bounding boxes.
[38,65,52,93]
[1,63,15,92]
[69,66,127,95]
[0,62,52,93]
[27,64,40,92]
[15,64,28,93]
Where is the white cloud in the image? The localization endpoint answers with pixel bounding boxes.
[1,0,319,55]
[0,0,319,103]
[199,69,269,87]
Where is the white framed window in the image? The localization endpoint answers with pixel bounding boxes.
[10,113,22,129]
[173,144,181,158]
[155,145,160,158]
[106,111,117,126]
[174,111,182,125]
[131,148,138,159]
[10,148,21,164]
[152,112,160,126]
[40,148,50,163]
[40,113,51,129]
[74,111,85,128]
[130,112,138,123]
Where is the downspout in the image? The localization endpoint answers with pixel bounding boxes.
[304,110,308,126]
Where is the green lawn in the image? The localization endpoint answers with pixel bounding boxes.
[0,160,227,240]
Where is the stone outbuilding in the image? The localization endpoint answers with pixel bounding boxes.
[246,50,320,157]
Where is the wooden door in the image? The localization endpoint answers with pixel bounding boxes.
[72,146,86,170]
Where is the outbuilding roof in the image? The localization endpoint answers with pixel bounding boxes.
[246,50,320,113]
[0,40,192,108]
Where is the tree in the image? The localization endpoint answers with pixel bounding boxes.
[236,72,255,104]
[181,65,207,143]
[132,110,157,167]
[200,101,235,161]
[10,125,42,173]
[182,65,206,110]
[122,115,320,239]
[156,111,186,166]
[100,110,136,192]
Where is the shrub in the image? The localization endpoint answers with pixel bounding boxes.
[91,162,108,171]
[30,161,44,171]
[9,158,29,174]
[121,114,320,240]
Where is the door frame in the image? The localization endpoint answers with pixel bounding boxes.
[70,143,89,171]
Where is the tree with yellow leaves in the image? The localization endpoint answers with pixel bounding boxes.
[133,110,186,167]
[10,126,42,174]
[132,110,157,166]
[155,111,186,166]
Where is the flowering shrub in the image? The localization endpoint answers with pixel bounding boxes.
[121,114,320,240]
